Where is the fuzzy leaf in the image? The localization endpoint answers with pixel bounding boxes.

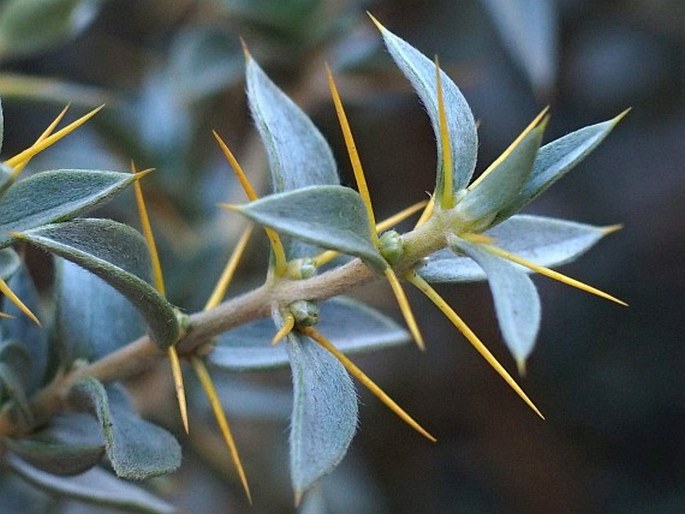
[69,377,181,480]
[0,247,20,279]
[7,454,174,514]
[450,235,540,368]
[210,297,409,371]
[234,185,386,269]
[480,0,557,92]
[419,214,613,282]
[4,438,104,476]
[16,219,179,348]
[54,258,145,363]
[4,265,48,390]
[286,329,358,499]
[0,169,139,248]
[456,120,546,231]
[0,0,102,58]
[376,22,478,193]
[493,113,625,224]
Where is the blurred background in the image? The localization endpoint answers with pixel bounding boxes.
[0,0,683,512]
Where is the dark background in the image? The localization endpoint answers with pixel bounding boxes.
[1,0,683,512]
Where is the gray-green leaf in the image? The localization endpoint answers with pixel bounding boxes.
[287,330,358,499]
[375,21,478,193]
[419,214,613,282]
[0,339,32,424]
[0,169,139,248]
[450,235,540,370]
[210,297,409,371]
[455,118,547,231]
[4,438,104,476]
[233,185,386,269]
[54,258,145,364]
[493,112,626,224]
[16,219,179,348]
[7,454,174,514]
[0,247,20,279]
[69,377,181,480]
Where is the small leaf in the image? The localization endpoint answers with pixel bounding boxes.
[210,297,409,371]
[0,72,111,107]
[4,438,104,476]
[493,112,627,224]
[0,0,103,59]
[480,0,557,93]
[455,117,547,231]
[286,329,358,501]
[372,17,478,193]
[419,214,614,282]
[0,169,139,248]
[232,185,386,269]
[54,258,145,363]
[16,219,179,348]
[450,235,541,372]
[7,454,175,514]
[69,377,181,480]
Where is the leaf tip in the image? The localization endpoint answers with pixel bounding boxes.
[602,223,623,235]
[614,107,632,125]
[239,37,252,61]
[366,11,384,31]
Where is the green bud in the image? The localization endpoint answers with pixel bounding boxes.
[379,230,404,264]
[287,258,317,280]
[289,300,319,327]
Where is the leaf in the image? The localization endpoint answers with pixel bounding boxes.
[4,264,48,390]
[450,235,540,371]
[233,185,386,269]
[0,247,20,279]
[493,112,627,224]
[54,258,145,364]
[479,0,557,93]
[0,339,32,423]
[286,329,358,500]
[69,377,181,480]
[0,169,139,249]
[0,97,3,153]
[419,214,614,282]
[7,454,174,514]
[210,297,409,371]
[4,438,104,476]
[0,472,52,514]
[16,219,179,348]
[0,0,103,59]
[455,118,547,231]
[0,73,111,107]
[373,18,478,194]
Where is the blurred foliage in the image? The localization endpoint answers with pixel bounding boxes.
[0,0,682,512]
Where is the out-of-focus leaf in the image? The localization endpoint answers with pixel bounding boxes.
[16,219,179,348]
[450,235,540,368]
[4,438,104,476]
[0,472,52,514]
[54,258,145,364]
[234,185,386,269]
[0,73,111,107]
[419,214,613,282]
[286,329,358,499]
[0,0,103,59]
[375,21,478,193]
[210,297,409,371]
[480,0,557,93]
[456,119,546,231]
[0,339,32,423]
[5,264,48,390]
[0,170,139,248]
[169,26,243,101]
[69,378,181,480]
[0,97,3,153]
[7,454,174,514]
[493,113,626,224]
[0,247,20,279]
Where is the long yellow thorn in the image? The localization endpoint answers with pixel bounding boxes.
[384,267,424,350]
[406,272,544,419]
[435,56,454,209]
[468,106,550,191]
[461,236,627,306]
[168,346,189,434]
[204,226,253,310]
[272,312,295,345]
[302,326,436,442]
[213,131,288,276]
[191,356,252,504]
[4,105,104,169]
[0,277,40,326]
[326,65,379,246]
